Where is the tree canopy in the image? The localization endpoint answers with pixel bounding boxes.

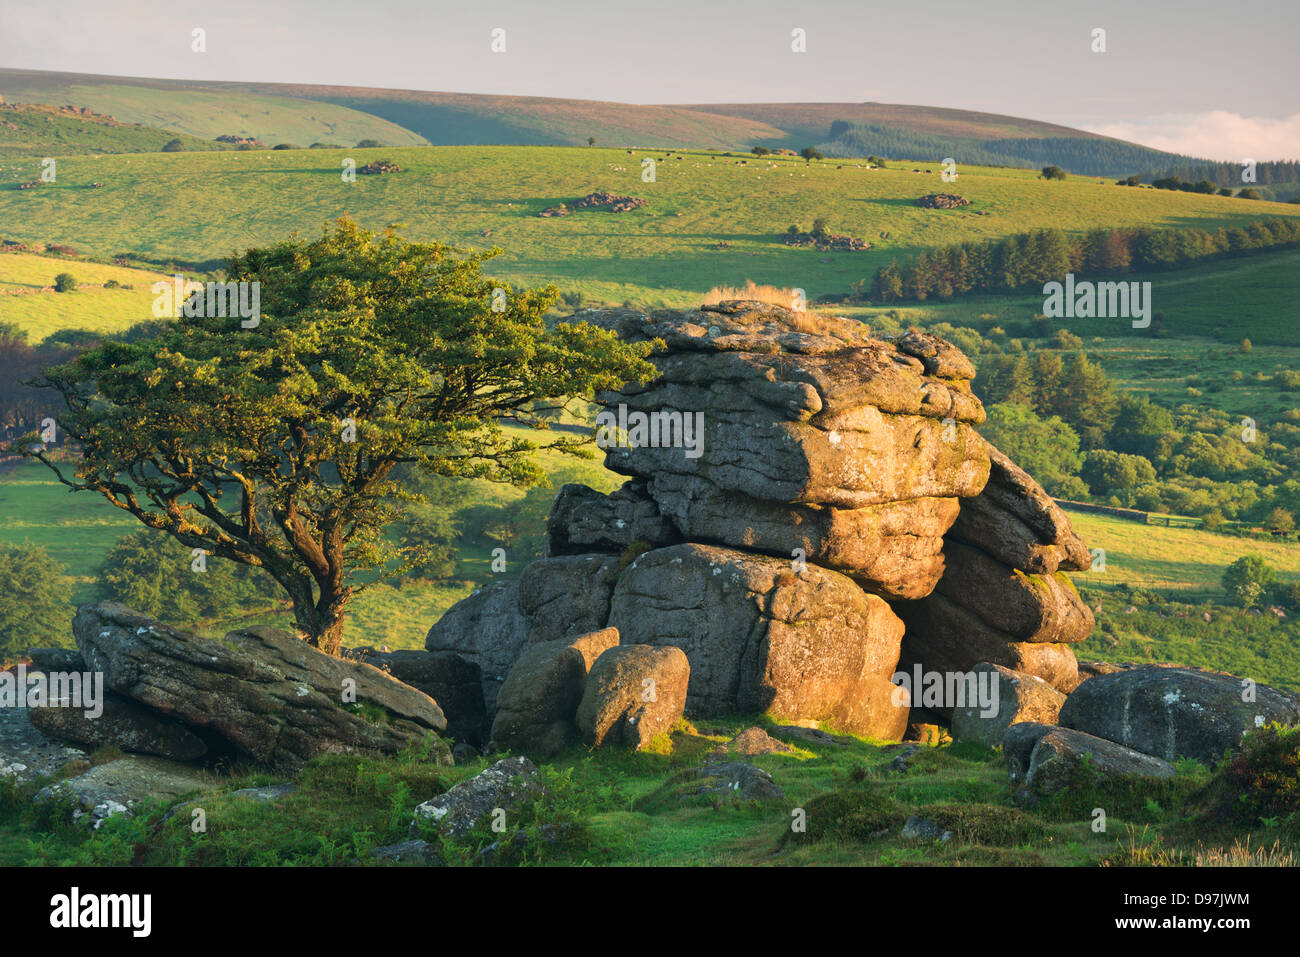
[19,219,657,654]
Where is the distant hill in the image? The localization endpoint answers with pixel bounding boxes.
[0,68,1283,184]
[0,70,428,148]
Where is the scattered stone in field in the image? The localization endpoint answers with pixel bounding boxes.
[768,725,852,748]
[916,193,970,209]
[691,761,784,802]
[782,228,870,251]
[356,160,402,175]
[710,726,793,760]
[571,191,647,212]
[35,755,214,827]
[228,782,296,801]
[410,756,545,838]
[372,839,443,865]
[901,815,952,842]
[887,743,920,772]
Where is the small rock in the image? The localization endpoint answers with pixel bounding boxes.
[901,815,952,842]
[411,756,545,838]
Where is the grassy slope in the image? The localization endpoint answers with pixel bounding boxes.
[1,144,1296,309]
[1067,511,1300,595]
[0,74,427,148]
[0,104,220,156]
[0,253,172,341]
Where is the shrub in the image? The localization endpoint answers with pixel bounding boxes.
[161,138,184,152]
[1221,554,1276,607]
[53,272,76,292]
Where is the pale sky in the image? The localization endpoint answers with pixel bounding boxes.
[2,0,1297,159]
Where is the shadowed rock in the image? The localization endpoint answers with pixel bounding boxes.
[491,628,620,756]
[75,603,448,774]
[1025,727,1176,795]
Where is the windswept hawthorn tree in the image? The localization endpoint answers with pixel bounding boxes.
[20,219,656,655]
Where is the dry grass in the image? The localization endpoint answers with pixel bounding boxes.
[1195,838,1296,867]
[700,281,848,335]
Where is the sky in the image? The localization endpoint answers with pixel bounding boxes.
[1,0,1297,160]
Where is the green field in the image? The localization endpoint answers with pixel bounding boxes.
[0,253,171,340]
[1,144,1296,309]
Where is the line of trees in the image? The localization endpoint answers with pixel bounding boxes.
[861,218,1300,303]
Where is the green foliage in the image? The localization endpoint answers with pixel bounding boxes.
[979,403,1085,497]
[1221,554,1277,607]
[1042,165,1066,180]
[0,543,74,659]
[96,529,281,624]
[1199,724,1300,839]
[161,138,184,152]
[1081,449,1157,499]
[52,272,76,293]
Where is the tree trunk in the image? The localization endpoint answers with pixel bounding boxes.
[291,589,349,657]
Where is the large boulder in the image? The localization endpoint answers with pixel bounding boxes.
[950,664,1065,748]
[1025,727,1176,795]
[576,644,690,749]
[608,543,908,737]
[1059,666,1300,764]
[354,649,488,747]
[425,580,530,715]
[1002,721,1055,785]
[605,404,988,509]
[518,554,620,644]
[491,628,620,756]
[648,473,959,599]
[583,303,990,508]
[76,603,450,774]
[948,441,1091,574]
